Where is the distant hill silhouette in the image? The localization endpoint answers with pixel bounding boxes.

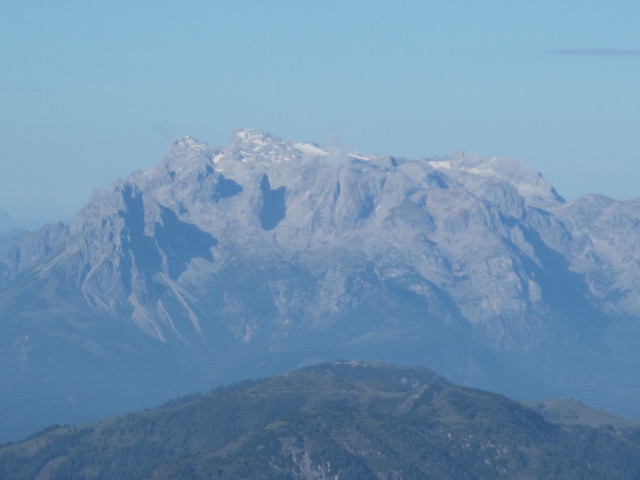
[2,362,640,479]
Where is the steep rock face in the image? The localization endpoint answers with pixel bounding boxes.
[0,222,68,285]
[1,128,639,441]
[554,194,640,314]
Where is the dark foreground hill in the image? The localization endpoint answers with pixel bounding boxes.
[2,362,640,480]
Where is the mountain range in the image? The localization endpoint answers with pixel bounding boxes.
[1,128,640,442]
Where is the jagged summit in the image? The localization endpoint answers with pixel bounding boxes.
[231,126,279,143]
[135,130,562,211]
[172,135,210,149]
[429,150,564,209]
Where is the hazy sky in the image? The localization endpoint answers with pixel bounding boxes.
[1,1,639,225]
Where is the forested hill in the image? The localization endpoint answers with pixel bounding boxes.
[2,362,640,479]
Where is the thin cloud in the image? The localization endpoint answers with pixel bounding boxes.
[323,133,351,168]
[552,48,640,56]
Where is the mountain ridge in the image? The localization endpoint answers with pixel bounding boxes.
[2,361,640,480]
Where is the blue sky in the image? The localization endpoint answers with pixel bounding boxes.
[1,1,639,225]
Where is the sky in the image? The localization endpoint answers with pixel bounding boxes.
[1,0,639,226]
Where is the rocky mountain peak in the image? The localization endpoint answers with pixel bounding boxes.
[429,151,565,209]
